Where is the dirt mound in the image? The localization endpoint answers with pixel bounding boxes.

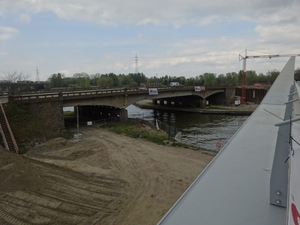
[0,146,127,225]
[0,126,214,224]
[45,137,69,149]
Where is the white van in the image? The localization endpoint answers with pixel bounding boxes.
[170,82,181,86]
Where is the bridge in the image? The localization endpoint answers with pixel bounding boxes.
[8,85,236,133]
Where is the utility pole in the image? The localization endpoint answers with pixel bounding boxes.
[36,67,40,82]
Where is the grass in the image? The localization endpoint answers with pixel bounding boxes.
[206,105,231,110]
[64,111,75,116]
[100,120,215,154]
[101,120,170,145]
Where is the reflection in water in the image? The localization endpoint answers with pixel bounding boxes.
[127,104,248,151]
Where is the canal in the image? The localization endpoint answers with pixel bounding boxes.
[127,104,249,151]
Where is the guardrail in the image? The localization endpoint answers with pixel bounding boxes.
[10,86,199,102]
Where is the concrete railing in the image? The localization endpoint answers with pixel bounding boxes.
[10,86,201,102]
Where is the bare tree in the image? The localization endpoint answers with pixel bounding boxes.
[1,71,31,83]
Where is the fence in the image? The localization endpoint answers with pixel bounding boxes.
[155,119,182,142]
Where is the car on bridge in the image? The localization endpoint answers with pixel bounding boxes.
[170,82,182,86]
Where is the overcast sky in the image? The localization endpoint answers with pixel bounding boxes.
[1,0,300,81]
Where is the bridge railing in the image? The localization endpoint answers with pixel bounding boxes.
[10,86,197,101]
[9,85,230,102]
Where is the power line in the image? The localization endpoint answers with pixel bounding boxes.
[36,67,40,82]
[135,53,139,73]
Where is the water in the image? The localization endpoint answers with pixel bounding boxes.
[63,106,74,112]
[126,104,248,151]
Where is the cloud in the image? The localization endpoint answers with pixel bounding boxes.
[15,14,32,24]
[255,24,300,52]
[0,26,19,40]
[58,69,71,75]
[0,0,299,27]
[1,0,299,78]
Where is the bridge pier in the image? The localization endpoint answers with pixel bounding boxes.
[200,99,206,108]
[15,101,65,134]
[119,109,128,122]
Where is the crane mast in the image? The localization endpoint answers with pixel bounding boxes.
[239,50,300,103]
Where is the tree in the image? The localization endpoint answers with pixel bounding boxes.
[90,73,102,86]
[63,77,77,87]
[257,73,267,84]
[185,77,196,86]
[97,76,114,88]
[108,73,117,86]
[161,75,169,86]
[72,73,90,88]
[48,73,65,88]
[215,74,226,85]
[118,75,134,86]
[129,81,138,87]
[266,70,279,84]
[226,72,239,85]
[148,76,161,84]
[203,73,216,85]
[1,71,31,83]
[245,70,258,85]
[194,75,205,85]
[129,73,147,86]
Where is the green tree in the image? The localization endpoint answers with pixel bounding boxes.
[215,74,226,85]
[226,72,239,85]
[118,74,134,86]
[97,76,114,88]
[245,70,258,85]
[161,75,169,85]
[129,73,147,85]
[72,72,91,88]
[108,73,120,87]
[48,73,64,88]
[129,81,138,87]
[90,73,102,86]
[266,70,280,84]
[195,75,205,85]
[186,77,196,86]
[203,73,216,85]
[63,77,77,87]
[257,73,267,84]
[148,76,161,84]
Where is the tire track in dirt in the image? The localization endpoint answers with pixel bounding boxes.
[1,126,215,225]
[0,142,128,225]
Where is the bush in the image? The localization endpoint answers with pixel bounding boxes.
[103,121,169,145]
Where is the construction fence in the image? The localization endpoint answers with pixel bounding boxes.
[155,119,182,142]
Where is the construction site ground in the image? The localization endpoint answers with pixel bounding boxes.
[0,126,215,225]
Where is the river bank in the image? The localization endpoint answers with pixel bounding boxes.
[135,100,258,115]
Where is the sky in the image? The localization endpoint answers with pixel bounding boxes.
[1,0,300,81]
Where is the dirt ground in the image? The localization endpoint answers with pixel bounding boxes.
[0,126,215,225]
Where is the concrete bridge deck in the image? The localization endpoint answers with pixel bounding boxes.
[7,86,236,134]
[9,86,233,108]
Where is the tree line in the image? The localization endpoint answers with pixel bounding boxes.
[47,69,300,89]
[2,69,300,88]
